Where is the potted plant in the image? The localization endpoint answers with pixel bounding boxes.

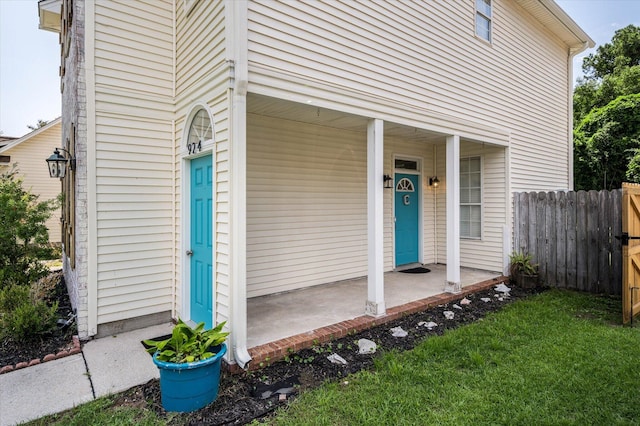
[144,319,229,412]
[509,251,539,289]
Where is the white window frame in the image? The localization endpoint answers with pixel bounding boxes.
[475,0,492,43]
[184,0,199,16]
[460,156,482,239]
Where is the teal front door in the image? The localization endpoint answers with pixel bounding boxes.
[395,173,420,266]
[190,155,213,329]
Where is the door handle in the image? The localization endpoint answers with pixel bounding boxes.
[186,249,193,256]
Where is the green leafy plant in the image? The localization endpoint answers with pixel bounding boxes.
[143,319,229,363]
[0,166,59,289]
[509,251,538,276]
[0,283,58,340]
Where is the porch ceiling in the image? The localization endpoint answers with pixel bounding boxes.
[247,93,443,143]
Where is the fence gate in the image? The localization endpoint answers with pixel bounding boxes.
[621,183,640,324]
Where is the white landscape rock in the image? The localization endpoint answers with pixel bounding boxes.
[453,304,463,310]
[358,338,377,354]
[390,326,408,337]
[327,353,348,365]
[494,283,511,293]
[460,297,471,305]
[444,311,455,320]
[418,321,438,330]
[481,297,492,303]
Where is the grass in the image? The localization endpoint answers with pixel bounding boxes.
[26,290,639,425]
[25,396,166,426]
[271,290,640,425]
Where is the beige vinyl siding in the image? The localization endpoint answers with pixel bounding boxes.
[175,0,226,99]
[174,0,231,326]
[0,122,62,243]
[248,0,571,190]
[247,114,369,297]
[93,0,174,325]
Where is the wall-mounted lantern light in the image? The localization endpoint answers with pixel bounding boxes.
[46,148,75,179]
[429,176,440,187]
[383,174,393,189]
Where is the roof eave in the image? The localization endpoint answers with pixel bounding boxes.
[517,0,595,52]
[38,0,62,33]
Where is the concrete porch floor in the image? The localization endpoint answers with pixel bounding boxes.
[247,264,501,349]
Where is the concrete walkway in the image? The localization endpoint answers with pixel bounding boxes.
[0,323,172,426]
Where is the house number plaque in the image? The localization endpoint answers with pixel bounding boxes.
[187,140,202,155]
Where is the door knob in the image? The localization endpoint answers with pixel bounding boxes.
[186,250,193,256]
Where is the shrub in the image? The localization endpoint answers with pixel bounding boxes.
[0,166,59,289]
[0,284,58,341]
[30,271,63,305]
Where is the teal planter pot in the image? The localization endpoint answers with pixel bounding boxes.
[153,343,227,412]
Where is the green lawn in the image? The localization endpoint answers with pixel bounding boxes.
[29,290,639,425]
[272,290,640,425]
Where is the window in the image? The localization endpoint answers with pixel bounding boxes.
[185,108,212,156]
[475,0,492,42]
[184,0,199,15]
[395,159,418,171]
[460,157,481,239]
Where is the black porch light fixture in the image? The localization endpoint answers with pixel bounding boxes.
[429,176,440,187]
[46,148,75,179]
[383,174,393,189]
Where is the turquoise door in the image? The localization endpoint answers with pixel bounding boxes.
[190,155,213,329]
[394,173,420,266]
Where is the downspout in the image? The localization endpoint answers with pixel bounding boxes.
[567,42,590,190]
[171,0,177,319]
[229,0,251,369]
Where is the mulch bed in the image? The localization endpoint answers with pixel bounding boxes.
[0,271,78,372]
[111,284,542,425]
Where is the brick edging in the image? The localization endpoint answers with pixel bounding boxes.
[0,335,82,375]
[226,276,508,373]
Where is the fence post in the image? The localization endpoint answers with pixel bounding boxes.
[555,191,567,288]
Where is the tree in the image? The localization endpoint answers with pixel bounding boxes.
[582,25,640,81]
[574,94,640,190]
[573,25,640,189]
[26,119,49,131]
[0,166,58,288]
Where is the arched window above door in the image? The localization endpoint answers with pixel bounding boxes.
[396,178,415,192]
[185,108,213,156]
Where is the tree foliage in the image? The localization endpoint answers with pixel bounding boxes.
[0,166,58,289]
[573,25,640,190]
[574,94,640,190]
[26,119,49,131]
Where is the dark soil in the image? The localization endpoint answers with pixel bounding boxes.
[112,285,541,425]
[0,271,77,369]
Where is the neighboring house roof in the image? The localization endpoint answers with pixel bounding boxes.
[0,136,18,150]
[0,117,62,155]
[38,0,62,33]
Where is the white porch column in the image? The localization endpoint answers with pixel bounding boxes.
[445,134,461,293]
[366,119,386,316]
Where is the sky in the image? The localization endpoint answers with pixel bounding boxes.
[1,0,640,138]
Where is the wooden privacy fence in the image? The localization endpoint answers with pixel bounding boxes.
[513,189,622,296]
